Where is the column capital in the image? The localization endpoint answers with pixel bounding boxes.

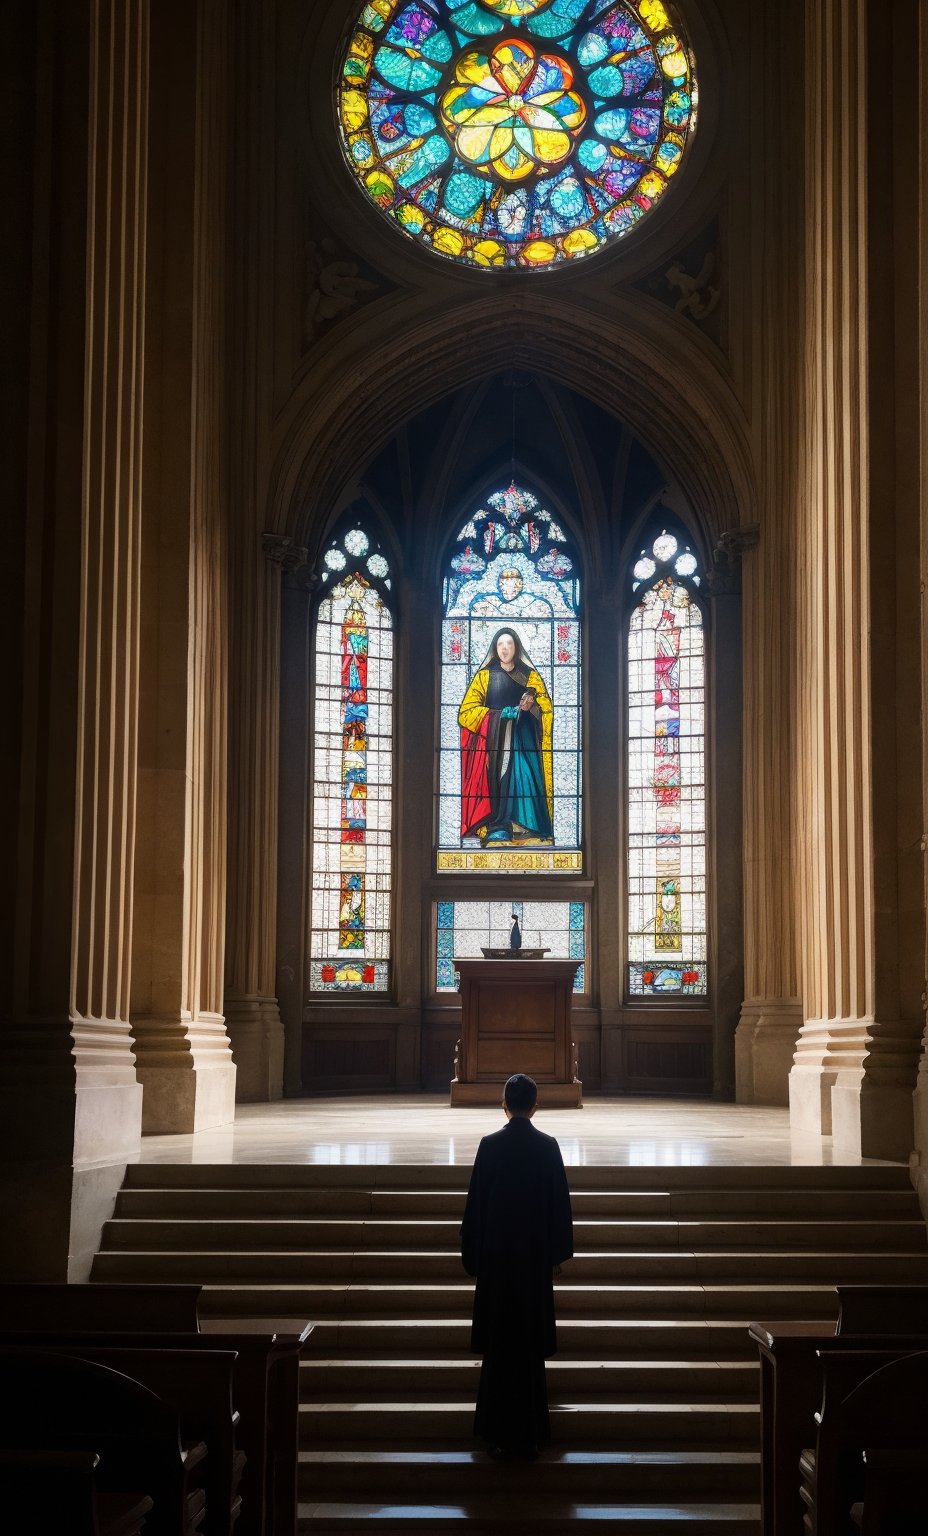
[262,531,309,573]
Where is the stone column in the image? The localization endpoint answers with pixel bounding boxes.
[735,0,804,1105]
[907,4,928,1211]
[223,535,289,1101]
[277,573,313,1097]
[129,0,236,1132]
[0,0,148,1277]
[789,0,924,1158]
[222,0,286,1102]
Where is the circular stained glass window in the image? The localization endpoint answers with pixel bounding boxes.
[344,528,371,556]
[338,0,696,272]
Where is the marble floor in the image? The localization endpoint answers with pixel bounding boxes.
[134,1095,901,1167]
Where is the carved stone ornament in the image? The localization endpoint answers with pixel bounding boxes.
[262,533,308,573]
[707,525,759,595]
[302,234,379,347]
[632,218,724,344]
[664,251,720,321]
[713,525,760,564]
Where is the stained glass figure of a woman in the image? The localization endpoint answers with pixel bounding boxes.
[458,627,553,844]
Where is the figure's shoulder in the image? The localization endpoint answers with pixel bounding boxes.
[528,1123,564,1158]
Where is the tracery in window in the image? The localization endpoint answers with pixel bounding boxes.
[338,0,696,272]
[627,528,706,996]
[309,529,393,992]
[437,482,581,872]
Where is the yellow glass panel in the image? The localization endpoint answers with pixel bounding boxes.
[522,239,557,265]
[640,0,671,30]
[433,225,466,256]
[470,239,506,266]
[563,228,598,255]
[341,90,369,133]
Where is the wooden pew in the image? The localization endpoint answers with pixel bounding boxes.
[850,1447,928,1532]
[832,1286,928,1336]
[6,1343,243,1536]
[0,1283,203,1334]
[751,1287,928,1536]
[0,1449,153,1536]
[0,1349,208,1536]
[799,1350,928,1536]
[0,1287,311,1536]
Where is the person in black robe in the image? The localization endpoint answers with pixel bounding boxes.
[460,1073,574,1458]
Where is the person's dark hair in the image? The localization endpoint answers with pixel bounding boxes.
[504,1073,538,1114]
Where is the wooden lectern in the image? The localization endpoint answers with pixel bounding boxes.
[450,957,582,1108]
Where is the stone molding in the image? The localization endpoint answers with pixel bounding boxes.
[735,1000,803,1107]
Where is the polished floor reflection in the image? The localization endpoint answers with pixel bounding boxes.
[134,1095,900,1166]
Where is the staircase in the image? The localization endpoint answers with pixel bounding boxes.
[92,1161,927,1532]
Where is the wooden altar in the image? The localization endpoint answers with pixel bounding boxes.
[449,957,583,1108]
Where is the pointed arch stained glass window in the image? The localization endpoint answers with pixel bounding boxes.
[627,529,706,996]
[310,531,393,992]
[338,0,696,272]
[438,482,581,872]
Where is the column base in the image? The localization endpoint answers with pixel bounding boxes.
[790,1015,922,1158]
[0,1019,143,1280]
[913,1039,928,1218]
[735,999,802,1105]
[224,993,285,1102]
[133,1012,237,1133]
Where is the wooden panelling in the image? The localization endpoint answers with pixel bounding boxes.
[625,1032,712,1094]
[302,1031,394,1090]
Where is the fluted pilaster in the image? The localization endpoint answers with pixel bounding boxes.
[910,6,928,1212]
[223,0,285,1101]
[0,0,149,1276]
[129,0,235,1132]
[789,0,923,1158]
[735,0,804,1104]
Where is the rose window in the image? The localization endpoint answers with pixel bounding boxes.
[338,0,696,271]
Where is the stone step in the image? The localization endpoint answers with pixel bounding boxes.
[121,1162,914,1192]
[300,1358,759,1401]
[112,1186,922,1219]
[192,1280,841,1320]
[99,1215,928,1252]
[297,1446,760,1499]
[301,1400,760,1447]
[302,1318,767,1360]
[90,1246,928,1286]
[298,1498,761,1533]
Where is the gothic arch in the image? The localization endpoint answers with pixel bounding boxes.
[267,292,754,562]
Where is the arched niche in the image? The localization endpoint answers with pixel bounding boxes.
[276,369,744,1100]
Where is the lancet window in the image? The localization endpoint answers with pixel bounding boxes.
[626,527,707,997]
[309,528,394,993]
[437,481,582,873]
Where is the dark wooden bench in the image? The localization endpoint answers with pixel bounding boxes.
[0,1283,203,1334]
[751,1287,928,1535]
[0,1449,153,1536]
[2,1342,243,1536]
[0,1285,311,1535]
[799,1350,928,1536]
[850,1447,928,1532]
[0,1349,207,1536]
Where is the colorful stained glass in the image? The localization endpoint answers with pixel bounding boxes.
[338,0,696,272]
[438,482,581,873]
[627,530,706,997]
[311,532,393,994]
[435,900,586,990]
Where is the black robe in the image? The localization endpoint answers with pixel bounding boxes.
[461,1117,574,1450]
